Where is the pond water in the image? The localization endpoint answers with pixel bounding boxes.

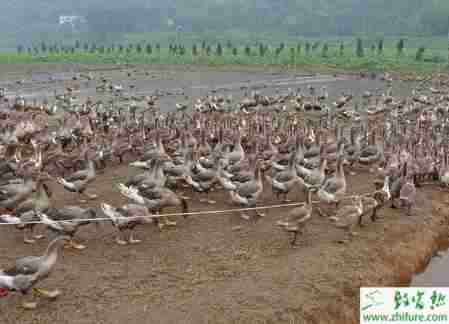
[411,243,449,287]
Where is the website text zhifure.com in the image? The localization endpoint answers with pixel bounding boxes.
[363,312,449,323]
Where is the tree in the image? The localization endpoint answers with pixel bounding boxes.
[155,43,160,52]
[259,43,265,56]
[146,44,152,55]
[415,46,426,61]
[377,39,384,55]
[244,45,251,56]
[321,43,329,57]
[397,39,405,56]
[192,43,198,56]
[226,40,232,49]
[216,43,223,56]
[356,38,364,57]
[136,43,142,53]
[305,42,310,55]
[370,44,376,53]
[205,45,211,55]
[201,40,206,51]
[75,40,81,49]
[40,41,47,53]
[179,45,186,56]
[296,43,301,55]
[339,42,344,56]
[90,43,97,53]
[17,45,24,54]
[232,47,238,56]
[118,44,124,52]
[83,42,89,52]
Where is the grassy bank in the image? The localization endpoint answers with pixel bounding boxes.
[4,38,449,73]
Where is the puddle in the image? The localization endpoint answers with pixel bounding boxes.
[411,238,449,287]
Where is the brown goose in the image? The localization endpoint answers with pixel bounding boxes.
[330,195,363,239]
[399,174,416,215]
[276,187,317,245]
[37,207,98,250]
[56,150,97,202]
[14,173,53,244]
[0,236,70,309]
[101,203,153,245]
[229,161,264,220]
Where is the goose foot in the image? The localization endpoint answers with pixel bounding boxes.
[129,237,142,244]
[33,235,44,240]
[164,220,177,227]
[256,212,265,217]
[349,171,357,176]
[276,220,288,227]
[199,198,208,203]
[158,223,165,231]
[24,238,36,244]
[78,199,87,204]
[70,240,86,250]
[85,193,98,200]
[282,199,292,203]
[240,213,250,220]
[22,302,38,310]
[34,288,61,299]
[207,200,216,204]
[115,238,128,245]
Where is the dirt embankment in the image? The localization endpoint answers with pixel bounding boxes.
[308,189,449,324]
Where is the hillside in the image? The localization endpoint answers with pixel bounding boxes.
[1,0,448,48]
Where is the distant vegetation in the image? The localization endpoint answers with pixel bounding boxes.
[1,0,449,49]
[4,38,448,73]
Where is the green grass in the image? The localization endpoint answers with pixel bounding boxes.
[3,40,449,73]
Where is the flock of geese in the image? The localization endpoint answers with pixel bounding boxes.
[0,72,448,309]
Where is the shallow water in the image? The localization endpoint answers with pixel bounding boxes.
[411,244,449,287]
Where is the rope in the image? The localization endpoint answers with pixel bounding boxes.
[0,192,375,226]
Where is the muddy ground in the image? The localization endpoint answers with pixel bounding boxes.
[0,64,445,324]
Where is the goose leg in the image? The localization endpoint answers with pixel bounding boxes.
[206,192,216,204]
[115,231,128,245]
[128,231,142,244]
[283,192,291,203]
[290,231,298,246]
[240,212,250,220]
[30,225,44,240]
[23,228,36,244]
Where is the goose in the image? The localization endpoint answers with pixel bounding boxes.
[399,174,416,215]
[370,176,391,222]
[118,184,188,230]
[221,131,245,166]
[317,156,347,211]
[330,195,363,239]
[14,174,53,244]
[0,164,36,210]
[0,236,70,309]
[56,150,97,202]
[276,187,317,245]
[101,203,153,245]
[296,146,327,192]
[359,135,384,172]
[229,161,264,220]
[265,170,305,202]
[37,207,97,250]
